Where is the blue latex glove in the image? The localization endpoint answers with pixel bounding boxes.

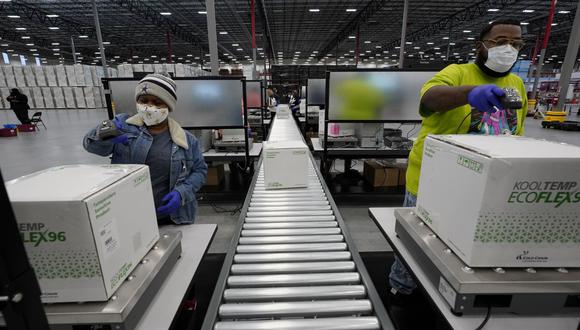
[156,190,181,216]
[110,117,128,144]
[467,84,505,113]
[112,117,125,131]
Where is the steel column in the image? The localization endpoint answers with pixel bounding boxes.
[398,0,409,69]
[206,0,219,75]
[530,0,558,100]
[556,0,580,111]
[91,0,108,78]
[70,36,77,64]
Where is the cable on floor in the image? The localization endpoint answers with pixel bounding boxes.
[474,305,492,330]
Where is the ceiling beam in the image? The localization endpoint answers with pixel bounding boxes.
[257,0,276,63]
[316,0,387,61]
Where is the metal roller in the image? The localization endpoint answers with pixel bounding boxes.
[241,228,341,236]
[223,285,366,302]
[214,317,380,330]
[233,251,352,263]
[218,300,372,319]
[230,261,356,274]
[238,234,344,245]
[250,201,329,206]
[236,242,348,253]
[252,190,324,196]
[251,196,328,203]
[243,221,338,229]
[227,272,361,287]
[248,205,331,212]
[246,210,333,217]
[244,215,336,223]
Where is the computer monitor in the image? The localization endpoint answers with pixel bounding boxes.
[326,70,436,122]
[307,78,326,105]
[108,78,244,128]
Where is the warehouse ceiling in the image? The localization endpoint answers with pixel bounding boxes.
[0,0,577,68]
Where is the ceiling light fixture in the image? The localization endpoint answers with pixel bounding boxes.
[309,9,320,12]
[79,35,88,38]
[521,22,529,25]
[219,31,228,35]
[522,9,534,13]
[15,27,26,31]
[160,12,171,15]
[198,11,207,14]
[558,10,570,14]
[46,14,59,18]
[462,30,471,33]
[487,8,499,12]
[7,15,20,18]
[21,36,30,39]
[346,8,357,12]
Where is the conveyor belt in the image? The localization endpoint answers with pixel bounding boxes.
[202,114,392,330]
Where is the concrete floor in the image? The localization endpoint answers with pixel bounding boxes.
[1,109,579,254]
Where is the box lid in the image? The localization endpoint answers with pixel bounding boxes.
[6,164,145,201]
[432,135,580,159]
[264,140,307,150]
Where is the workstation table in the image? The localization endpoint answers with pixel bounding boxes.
[368,207,580,330]
[202,143,263,162]
[4,224,218,330]
[310,138,411,159]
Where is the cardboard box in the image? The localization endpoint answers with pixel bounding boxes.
[65,65,77,86]
[52,87,66,108]
[13,67,26,87]
[84,87,95,108]
[74,87,86,108]
[6,165,159,303]
[45,66,58,87]
[3,66,16,87]
[205,164,225,186]
[55,65,68,86]
[263,140,309,189]
[23,66,36,86]
[416,135,580,268]
[34,67,47,86]
[0,66,6,87]
[363,160,406,187]
[42,87,55,108]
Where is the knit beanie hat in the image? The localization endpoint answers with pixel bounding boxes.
[135,73,177,112]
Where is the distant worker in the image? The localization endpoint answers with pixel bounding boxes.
[6,88,31,124]
[266,87,280,107]
[388,19,527,326]
[83,73,208,225]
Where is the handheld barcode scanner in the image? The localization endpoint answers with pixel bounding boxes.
[500,87,523,110]
[96,119,120,140]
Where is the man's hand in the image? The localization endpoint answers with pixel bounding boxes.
[467,84,505,113]
[156,190,182,216]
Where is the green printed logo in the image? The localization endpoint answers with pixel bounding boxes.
[94,192,116,219]
[133,173,148,187]
[507,181,580,208]
[110,262,133,289]
[19,223,66,247]
[457,155,483,173]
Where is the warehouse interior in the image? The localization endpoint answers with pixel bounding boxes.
[1,1,580,330]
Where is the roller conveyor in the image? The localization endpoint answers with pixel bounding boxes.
[202,114,392,330]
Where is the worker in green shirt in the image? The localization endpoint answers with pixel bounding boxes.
[389,19,527,326]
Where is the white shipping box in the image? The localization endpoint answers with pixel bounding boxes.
[84,65,94,87]
[32,88,45,108]
[52,87,66,108]
[63,87,76,108]
[93,87,103,108]
[55,65,68,86]
[34,67,47,86]
[6,165,160,303]
[3,66,16,87]
[84,87,95,108]
[0,67,6,87]
[42,87,55,108]
[45,66,58,86]
[65,65,77,86]
[416,135,580,268]
[74,87,86,108]
[263,140,309,189]
[23,66,36,86]
[276,104,291,119]
[13,67,26,87]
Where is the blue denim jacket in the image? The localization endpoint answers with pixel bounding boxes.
[83,113,208,224]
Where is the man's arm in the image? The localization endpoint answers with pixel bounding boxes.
[420,85,475,114]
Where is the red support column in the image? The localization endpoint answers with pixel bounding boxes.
[355,27,360,67]
[166,31,173,64]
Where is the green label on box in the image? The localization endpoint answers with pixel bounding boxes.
[457,155,483,173]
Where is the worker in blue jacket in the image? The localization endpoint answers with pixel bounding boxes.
[83,73,207,225]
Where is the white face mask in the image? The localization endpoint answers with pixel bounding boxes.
[484,44,518,73]
[136,103,169,126]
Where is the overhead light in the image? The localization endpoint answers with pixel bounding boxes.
[427,42,434,45]
[132,55,139,58]
[29,49,37,52]
[219,31,228,35]
[53,53,60,56]
[48,27,59,30]
[51,42,60,46]
[375,45,382,49]
[26,43,34,46]
[15,27,26,31]
[558,10,570,14]
[0,43,8,46]
[187,54,193,57]
[442,36,449,40]
[21,36,30,39]
[79,35,88,38]
[236,48,243,51]
[160,12,172,16]
[52,48,60,51]
[198,11,207,14]
[522,9,534,13]
[467,37,475,40]
[308,9,320,12]
[346,8,357,12]
[487,8,499,12]
[551,23,558,26]
[114,55,120,58]
[348,36,355,39]
[434,47,441,50]
[102,41,110,45]
[7,15,20,18]
[521,22,529,25]
[462,30,471,33]
[449,42,456,45]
